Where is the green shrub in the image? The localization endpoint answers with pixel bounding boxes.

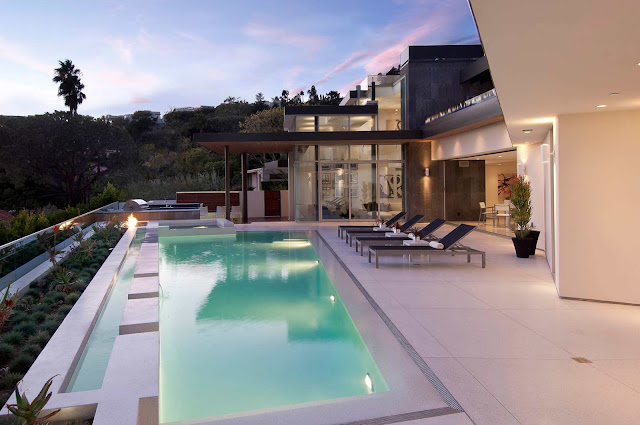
[40,315,63,334]
[31,312,46,324]
[0,331,24,347]
[0,342,15,364]
[13,321,37,337]
[65,293,81,305]
[23,289,41,300]
[0,372,23,392]
[8,352,35,374]
[47,292,66,304]
[32,303,52,314]
[7,310,28,325]
[25,330,50,348]
[20,343,42,358]
[57,304,73,316]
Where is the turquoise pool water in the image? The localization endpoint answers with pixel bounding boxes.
[66,229,146,392]
[159,231,388,423]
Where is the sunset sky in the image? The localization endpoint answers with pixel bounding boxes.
[0,0,479,116]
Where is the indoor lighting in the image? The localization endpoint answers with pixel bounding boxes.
[523,129,533,134]
[329,295,335,303]
[126,214,138,228]
[596,104,607,108]
[365,373,373,392]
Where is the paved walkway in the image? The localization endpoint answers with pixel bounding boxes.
[238,221,640,425]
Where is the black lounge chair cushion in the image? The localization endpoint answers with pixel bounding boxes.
[370,224,476,251]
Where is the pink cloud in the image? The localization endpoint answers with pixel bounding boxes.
[243,23,328,50]
[130,95,151,104]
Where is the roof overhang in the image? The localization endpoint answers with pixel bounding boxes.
[195,130,425,154]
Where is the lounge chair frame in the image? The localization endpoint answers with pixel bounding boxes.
[367,227,485,268]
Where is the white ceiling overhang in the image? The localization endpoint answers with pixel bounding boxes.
[469,0,640,145]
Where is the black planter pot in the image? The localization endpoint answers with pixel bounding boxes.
[527,231,541,255]
[512,237,534,258]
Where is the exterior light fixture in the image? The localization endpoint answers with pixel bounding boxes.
[609,92,620,96]
[329,295,335,303]
[541,143,553,163]
[498,155,503,158]
[517,163,526,176]
[424,168,430,177]
[365,373,373,392]
[523,129,533,134]
[596,104,607,108]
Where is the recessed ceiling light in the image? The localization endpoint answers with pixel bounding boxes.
[498,155,503,158]
[596,104,607,108]
[523,129,533,134]
[609,92,620,96]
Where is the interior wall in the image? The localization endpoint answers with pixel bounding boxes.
[431,122,512,160]
[555,110,640,304]
[484,162,517,207]
[516,140,547,250]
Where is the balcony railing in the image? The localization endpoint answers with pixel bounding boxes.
[424,88,497,124]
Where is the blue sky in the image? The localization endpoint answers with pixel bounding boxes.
[0,0,479,117]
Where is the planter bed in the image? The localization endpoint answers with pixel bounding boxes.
[0,222,125,411]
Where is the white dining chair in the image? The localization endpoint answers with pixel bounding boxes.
[478,202,494,224]
[493,204,511,228]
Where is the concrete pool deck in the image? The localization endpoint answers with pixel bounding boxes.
[236,222,640,425]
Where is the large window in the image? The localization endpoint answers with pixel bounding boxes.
[293,144,405,221]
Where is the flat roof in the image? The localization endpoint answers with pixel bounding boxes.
[195,130,424,154]
[284,104,377,116]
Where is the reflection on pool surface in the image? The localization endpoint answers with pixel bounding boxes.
[159,231,388,423]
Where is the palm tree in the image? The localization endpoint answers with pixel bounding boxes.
[52,59,86,114]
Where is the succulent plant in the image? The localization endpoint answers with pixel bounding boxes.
[7,376,60,425]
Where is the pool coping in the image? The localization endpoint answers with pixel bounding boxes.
[170,230,459,425]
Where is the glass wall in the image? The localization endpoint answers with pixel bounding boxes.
[293,144,404,221]
[294,162,318,221]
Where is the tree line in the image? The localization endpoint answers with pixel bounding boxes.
[0,59,343,216]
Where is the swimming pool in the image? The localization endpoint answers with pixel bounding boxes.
[159,231,388,423]
[66,229,146,392]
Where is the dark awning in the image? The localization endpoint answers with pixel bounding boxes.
[195,130,425,154]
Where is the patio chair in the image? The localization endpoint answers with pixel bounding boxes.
[338,211,406,238]
[368,224,485,268]
[354,218,446,255]
[345,214,424,246]
[231,206,242,222]
[213,206,226,218]
[478,202,494,224]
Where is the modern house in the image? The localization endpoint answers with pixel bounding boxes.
[196,34,640,307]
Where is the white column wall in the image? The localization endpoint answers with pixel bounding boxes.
[554,110,640,303]
[516,139,547,250]
[431,122,513,160]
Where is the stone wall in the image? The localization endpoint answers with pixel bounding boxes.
[404,142,444,222]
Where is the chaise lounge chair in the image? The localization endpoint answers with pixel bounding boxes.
[338,211,406,238]
[345,214,424,246]
[368,224,485,268]
[354,218,446,255]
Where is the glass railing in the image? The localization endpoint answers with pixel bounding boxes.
[424,88,497,124]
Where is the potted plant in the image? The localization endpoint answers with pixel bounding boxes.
[509,175,535,258]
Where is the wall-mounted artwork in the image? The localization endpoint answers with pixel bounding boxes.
[380,173,403,199]
[498,173,516,199]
